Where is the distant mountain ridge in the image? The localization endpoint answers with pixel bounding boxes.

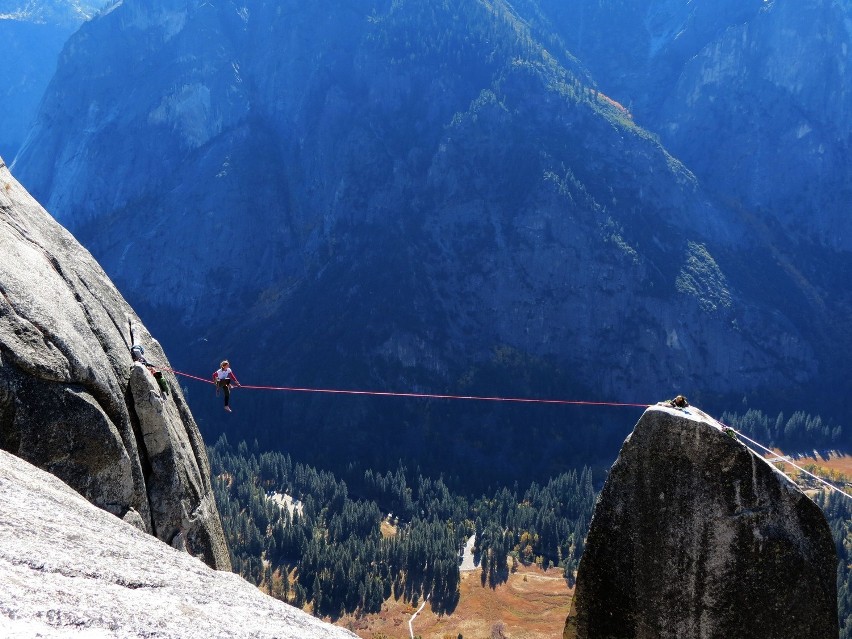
[535,0,852,248]
[0,0,106,24]
[11,0,852,483]
[0,0,111,158]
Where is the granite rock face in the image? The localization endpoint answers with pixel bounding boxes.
[0,447,356,639]
[0,156,230,570]
[565,405,838,639]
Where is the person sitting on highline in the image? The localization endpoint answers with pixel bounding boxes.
[213,360,240,412]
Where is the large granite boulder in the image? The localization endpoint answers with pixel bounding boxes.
[565,404,838,639]
[0,448,356,639]
[0,156,229,570]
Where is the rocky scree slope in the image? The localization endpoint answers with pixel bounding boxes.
[0,447,356,639]
[0,156,230,570]
[565,404,839,639]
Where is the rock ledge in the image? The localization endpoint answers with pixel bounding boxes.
[0,448,356,639]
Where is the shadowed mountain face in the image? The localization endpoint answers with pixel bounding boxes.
[536,0,852,246]
[10,0,852,484]
[565,405,838,639]
[0,1,111,158]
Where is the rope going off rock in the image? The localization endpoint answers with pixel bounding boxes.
[165,367,850,499]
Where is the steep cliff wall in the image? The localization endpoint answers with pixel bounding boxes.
[539,0,852,249]
[0,156,230,571]
[0,1,110,158]
[565,405,838,639]
[656,0,852,246]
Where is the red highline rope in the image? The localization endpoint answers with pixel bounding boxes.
[163,368,649,408]
[165,366,850,498]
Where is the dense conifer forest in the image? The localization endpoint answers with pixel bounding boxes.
[722,409,846,452]
[209,436,596,618]
[208,427,850,633]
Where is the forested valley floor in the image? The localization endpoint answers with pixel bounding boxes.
[208,408,851,638]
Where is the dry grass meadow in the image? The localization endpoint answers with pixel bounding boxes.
[767,451,851,494]
[334,562,573,639]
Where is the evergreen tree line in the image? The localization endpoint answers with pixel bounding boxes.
[208,435,848,629]
[720,409,845,452]
[366,0,539,71]
[470,470,595,587]
[208,435,596,618]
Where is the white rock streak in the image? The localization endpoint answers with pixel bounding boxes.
[459,534,478,572]
[408,596,428,639]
